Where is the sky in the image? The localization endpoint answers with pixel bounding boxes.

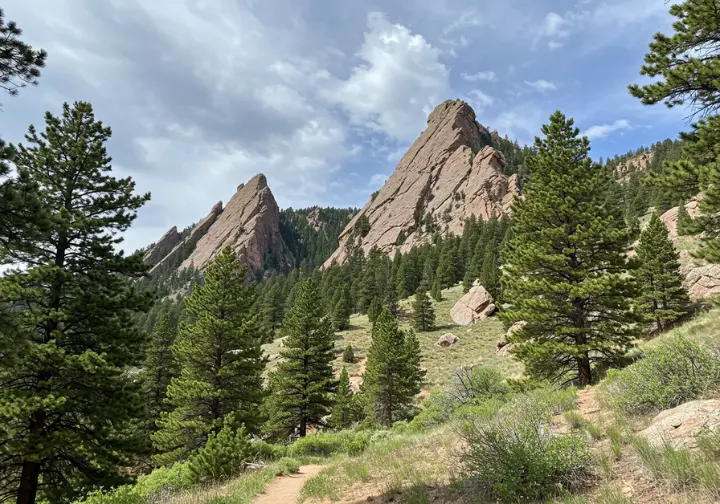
[1,0,688,252]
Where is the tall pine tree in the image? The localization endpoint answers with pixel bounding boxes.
[411,286,435,332]
[0,102,151,504]
[635,212,692,333]
[141,312,179,434]
[152,247,266,466]
[361,309,425,426]
[332,285,352,331]
[332,367,358,429]
[629,0,720,262]
[263,279,336,439]
[501,111,638,386]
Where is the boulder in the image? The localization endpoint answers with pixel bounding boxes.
[683,264,720,299]
[436,333,459,348]
[450,281,495,325]
[506,321,526,338]
[639,400,720,450]
[323,100,521,267]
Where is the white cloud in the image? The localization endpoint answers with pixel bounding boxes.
[444,11,483,34]
[326,12,450,141]
[467,89,493,108]
[538,12,574,49]
[583,119,631,140]
[524,79,557,93]
[461,70,497,82]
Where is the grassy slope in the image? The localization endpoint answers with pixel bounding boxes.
[263,284,522,390]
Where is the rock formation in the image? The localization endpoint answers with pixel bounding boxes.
[683,264,720,299]
[639,399,720,450]
[613,152,654,180]
[323,99,521,267]
[436,333,460,348]
[450,280,496,326]
[144,174,292,277]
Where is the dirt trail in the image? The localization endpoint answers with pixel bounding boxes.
[576,388,601,422]
[349,357,367,392]
[252,464,324,504]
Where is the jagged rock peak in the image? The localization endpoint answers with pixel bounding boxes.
[323,99,520,267]
[143,226,181,265]
[145,174,292,277]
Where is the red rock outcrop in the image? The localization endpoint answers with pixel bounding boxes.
[143,226,181,265]
[323,100,520,266]
[145,174,292,277]
[614,152,654,180]
[660,196,702,239]
[450,280,496,325]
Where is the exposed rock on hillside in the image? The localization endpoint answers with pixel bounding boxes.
[143,226,181,265]
[640,399,720,450]
[683,264,720,299]
[450,280,495,326]
[614,152,654,180]
[145,174,292,277]
[436,333,459,348]
[324,99,521,266]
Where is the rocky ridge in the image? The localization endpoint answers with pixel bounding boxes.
[144,174,292,277]
[323,99,521,266]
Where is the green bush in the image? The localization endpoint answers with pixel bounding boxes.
[187,423,253,483]
[343,344,356,363]
[77,463,194,503]
[289,430,375,458]
[273,457,301,476]
[251,440,287,462]
[602,336,720,414]
[460,396,591,502]
[79,487,144,504]
[404,391,454,432]
[451,365,511,404]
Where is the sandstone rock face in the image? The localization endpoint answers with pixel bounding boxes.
[660,197,702,239]
[450,281,495,326]
[323,100,521,267]
[143,226,181,265]
[614,152,654,180]
[683,264,720,299]
[436,333,459,348]
[639,400,720,450]
[180,174,291,274]
[146,174,292,277]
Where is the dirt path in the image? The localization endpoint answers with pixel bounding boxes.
[576,388,601,422]
[252,464,324,504]
[349,357,367,392]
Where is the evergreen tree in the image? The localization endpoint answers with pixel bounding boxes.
[367,295,382,324]
[501,111,638,386]
[383,278,400,317]
[462,238,484,292]
[430,277,443,302]
[635,212,692,333]
[361,309,425,426]
[435,241,459,288]
[261,282,284,335]
[332,367,357,429]
[479,244,500,299]
[629,0,720,262]
[411,286,435,332]
[332,285,352,331]
[263,279,336,439]
[342,344,356,364]
[152,247,265,465]
[141,312,179,433]
[0,102,151,504]
[676,201,696,236]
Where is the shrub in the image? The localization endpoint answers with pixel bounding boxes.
[251,439,287,462]
[342,344,355,363]
[563,410,587,430]
[273,457,301,476]
[77,463,195,503]
[187,423,253,483]
[602,336,720,414]
[404,391,454,432]
[460,396,591,502]
[289,430,374,458]
[451,365,511,404]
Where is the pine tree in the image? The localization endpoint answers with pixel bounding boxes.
[367,295,382,324]
[635,212,692,333]
[435,241,459,288]
[141,312,179,433]
[412,286,435,332]
[383,278,400,316]
[263,279,336,439]
[261,282,284,335]
[501,111,638,386]
[462,238,484,292]
[332,285,352,331]
[676,201,696,236]
[0,102,152,504]
[629,0,720,261]
[430,277,443,302]
[152,247,266,466]
[332,367,358,429]
[361,309,425,426]
[480,244,499,299]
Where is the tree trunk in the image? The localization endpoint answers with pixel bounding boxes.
[577,355,592,385]
[299,417,307,438]
[16,461,40,504]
